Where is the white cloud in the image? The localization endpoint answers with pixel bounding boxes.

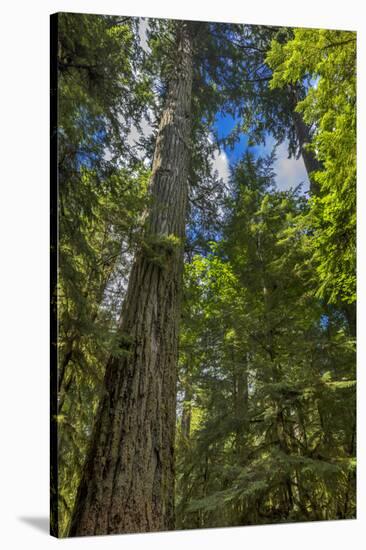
[127,114,154,148]
[212,147,230,186]
[103,112,154,164]
[123,19,152,152]
[255,134,276,156]
[138,18,150,53]
[254,137,309,192]
[273,141,309,192]
[127,120,230,188]
[207,132,229,186]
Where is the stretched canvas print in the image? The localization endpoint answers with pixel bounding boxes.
[50,11,356,538]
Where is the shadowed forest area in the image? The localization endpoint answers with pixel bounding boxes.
[50,12,356,537]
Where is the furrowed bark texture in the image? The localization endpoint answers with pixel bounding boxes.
[69,22,193,537]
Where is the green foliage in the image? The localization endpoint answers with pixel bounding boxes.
[142,233,182,266]
[266,28,356,305]
[53,15,356,534]
[58,12,152,179]
[56,164,149,535]
[54,13,153,536]
[176,153,356,529]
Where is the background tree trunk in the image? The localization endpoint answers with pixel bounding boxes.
[181,373,193,439]
[292,110,321,195]
[288,84,322,195]
[69,21,194,536]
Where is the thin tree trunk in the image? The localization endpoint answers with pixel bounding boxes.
[68,22,194,536]
[234,355,249,453]
[181,367,193,439]
[58,224,120,409]
[343,415,356,518]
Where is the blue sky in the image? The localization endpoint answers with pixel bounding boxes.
[126,110,310,195]
[138,18,309,193]
[214,112,309,192]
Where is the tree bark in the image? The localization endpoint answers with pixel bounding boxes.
[181,380,192,439]
[68,21,194,536]
[292,110,321,195]
[233,353,249,453]
[343,301,356,339]
[289,87,356,338]
[288,85,322,195]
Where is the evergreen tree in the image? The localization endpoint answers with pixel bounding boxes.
[67,17,279,536]
[207,25,322,193]
[68,20,195,535]
[176,153,355,528]
[52,12,152,535]
[267,28,356,316]
[51,14,356,536]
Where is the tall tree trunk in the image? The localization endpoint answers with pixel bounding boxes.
[292,111,321,195]
[68,21,194,536]
[289,86,357,339]
[288,85,322,195]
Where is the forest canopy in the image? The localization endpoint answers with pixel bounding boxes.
[51,13,356,537]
